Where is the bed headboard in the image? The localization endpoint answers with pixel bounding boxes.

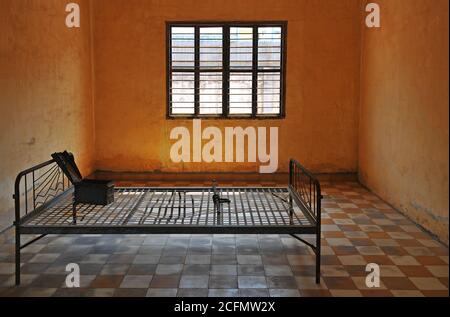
[14,159,71,225]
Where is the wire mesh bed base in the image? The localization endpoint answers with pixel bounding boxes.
[21,187,315,235]
[13,158,322,285]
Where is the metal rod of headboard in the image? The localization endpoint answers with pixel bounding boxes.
[14,159,56,225]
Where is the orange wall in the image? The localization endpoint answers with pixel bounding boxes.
[0,0,95,231]
[92,0,361,173]
[359,0,449,244]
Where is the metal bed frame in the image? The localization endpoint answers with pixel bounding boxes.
[13,159,322,286]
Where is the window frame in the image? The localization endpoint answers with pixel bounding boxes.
[166,21,288,120]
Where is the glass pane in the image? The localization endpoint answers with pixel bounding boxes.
[258,27,282,70]
[257,72,281,115]
[229,73,253,115]
[171,27,195,69]
[200,72,223,115]
[200,27,223,69]
[230,27,253,70]
[171,72,195,115]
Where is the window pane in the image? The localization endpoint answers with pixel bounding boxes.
[229,73,253,115]
[230,27,253,70]
[258,27,282,70]
[171,72,195,115]
[168,23,285,118]
[257,72,281,115]
[200,72,222,115]
[200,27,223,69]
[171,27,195,69]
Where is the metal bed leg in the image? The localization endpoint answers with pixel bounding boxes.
[315,226,321,284]
[72,202,78,224]
[290,233,321,284]
[289,195,294,225]
[15,226,20,286]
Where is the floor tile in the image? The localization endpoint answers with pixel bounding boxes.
[398,266,434,277]
[382,277,418,290]
[266,276,297,289]
[426,265,449,278]
[119,275,153,288]
[30,274,66,288]
[321,265,349,277]
[133,254,160,264]
[390,290,424,297]
[90,275,123,288]
[269,289,300,297]
[177,288,208,297]
[323,277,357,290]
[209,275,238,289]
[84,288,116,297]
[53,288,87,297]
[100,264,130,275]
[409,277,447,291]
[209,289,239,297]
[182,264,211,275]
[338,255,367,265]
[210,265,237,275]
[264,265,293,276]
[388,255,421,266]
[179,275,209,288]
[237,255,262,265]
[22,287,57,297]
[114,288,148,297]
[127,264,157,275]
[156,264,183,275]
[29,254,60,264]
[185,254,211,264]
[150,274,181,288]
[146,288,178,297]
[107,254,136,264]
[239,289,270,297]
[238,276,267,289]
[329,289,362,297]
[82,254,110,264]
[238,265,265,276]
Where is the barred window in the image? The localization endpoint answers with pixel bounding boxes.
[167,22,287,118]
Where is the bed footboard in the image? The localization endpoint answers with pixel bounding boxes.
[289,159,323,283]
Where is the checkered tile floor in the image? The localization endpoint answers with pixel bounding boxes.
[0,181,448,297]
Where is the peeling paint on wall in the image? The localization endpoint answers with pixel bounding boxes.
[410,201,449,223]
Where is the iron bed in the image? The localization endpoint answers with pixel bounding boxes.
[13,158,322,286]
